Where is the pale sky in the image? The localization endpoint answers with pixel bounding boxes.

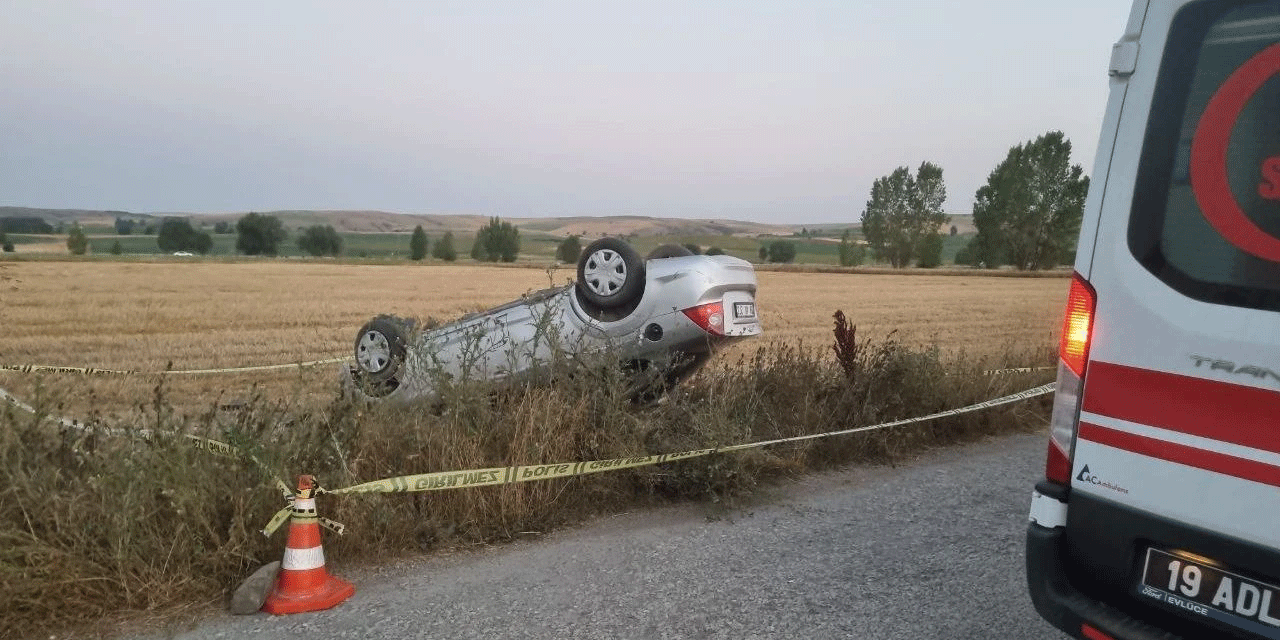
[1,1,1133,224]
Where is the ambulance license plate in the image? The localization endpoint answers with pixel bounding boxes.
[1137,547,1280,639]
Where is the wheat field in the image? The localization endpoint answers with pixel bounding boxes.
[0,260,1068,416]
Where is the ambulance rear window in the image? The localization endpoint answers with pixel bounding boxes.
[1129,0,1280,311]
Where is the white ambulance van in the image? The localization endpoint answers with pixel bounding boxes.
[1026,1,1280,639]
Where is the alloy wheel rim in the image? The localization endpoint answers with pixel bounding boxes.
[584,249,627,297]
[357,330,392,372]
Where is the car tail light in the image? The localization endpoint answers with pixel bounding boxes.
[682,301,725,336]
[1046,273,1096,485]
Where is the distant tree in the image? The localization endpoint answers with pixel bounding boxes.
[66,222,88,255]
[143,224,156,235]
[235,212,287,256]
[433,231,457,261]
[758,245,768,261]
[949,225,958,236]
[556,235,581,264]
[0,216,54,234]
[496,219,520,262]
[767,240,796,263]
[157,217,192,252]
[861,168,913,266]
[409,225,429,261]
[114,217,135,235]
[110,240,123,255]
[193,232,213,255]
[681,243,702,255]
[157,217,213,254]
[917,233,943,268]
[472,217,519,262]
[838,229,865,267]
[213,221,231,234]
[860,161,948,268]
[954,241,975,267]
[298,224,343,257]
[971,131,1089,270]
[706,246,725,255]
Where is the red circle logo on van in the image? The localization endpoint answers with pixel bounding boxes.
[1190,42,1280,263]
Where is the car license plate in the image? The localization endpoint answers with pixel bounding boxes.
[733,302,756,319]
[1137,547,1280,639]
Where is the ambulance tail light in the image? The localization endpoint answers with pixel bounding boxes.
[1046,273,1096,485]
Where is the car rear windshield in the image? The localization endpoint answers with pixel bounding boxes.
[1130,0,1280,311]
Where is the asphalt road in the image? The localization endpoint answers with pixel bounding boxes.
[162,431,1068,640]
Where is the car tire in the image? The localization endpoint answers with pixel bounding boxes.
[576,238,645,310]
[646,244,694,259]
[353,315,413,396]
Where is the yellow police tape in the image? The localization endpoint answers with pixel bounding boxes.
[255,382,1056,536]
[3,377,1055,537]
[0,385,82,429]
[0,356,349,376]
[323,383,1056,496]
[261,505,347,537]
[981,366,1054,375]
[1,384,296,500]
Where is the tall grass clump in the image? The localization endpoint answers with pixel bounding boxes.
[0,310,1052,638]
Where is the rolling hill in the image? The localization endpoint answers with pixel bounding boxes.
[0,207,804,238]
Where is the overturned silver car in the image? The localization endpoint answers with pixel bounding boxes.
[343,238,762,403]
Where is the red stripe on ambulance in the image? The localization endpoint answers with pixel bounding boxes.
[1082,362,1280,454]
[1079,422,1280,489]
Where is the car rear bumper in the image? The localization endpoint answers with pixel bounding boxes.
[1028,478,1280,640]
[1027,519,1179,640]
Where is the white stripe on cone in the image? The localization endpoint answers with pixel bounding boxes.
[282,497,324,571]
[282,545,326,571]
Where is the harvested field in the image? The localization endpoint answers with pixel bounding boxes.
[753,271,1065,353]
[0,260,1067,416]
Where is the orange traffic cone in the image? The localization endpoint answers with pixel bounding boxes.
[262,475,355,615]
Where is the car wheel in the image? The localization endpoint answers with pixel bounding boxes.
[646,244,694,259]
[576,238,645,310]
[353,315,413,396]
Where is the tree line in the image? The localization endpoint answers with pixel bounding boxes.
[29,128,1091,268]
[858,130,1089,270]
[49,212,530,262]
